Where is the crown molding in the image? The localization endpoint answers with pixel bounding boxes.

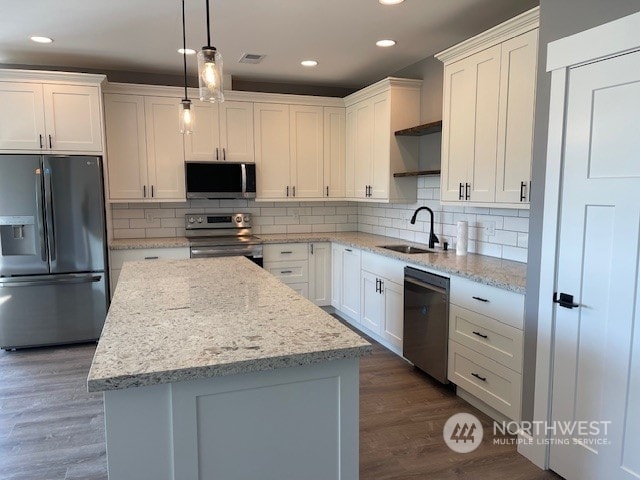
[0,68,106,85]
[344,77,422,107]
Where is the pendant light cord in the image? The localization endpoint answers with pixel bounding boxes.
[182,0,188,100]
[206,0,211,46]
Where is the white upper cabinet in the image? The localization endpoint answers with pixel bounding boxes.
[104,92,185,202]
[185,100,254,162]
[436,7,539,208]
[0,72,104,153]
[344,78,421,203]
[254,102,291,199]
[290,105,324,198]
[323,107,346,199]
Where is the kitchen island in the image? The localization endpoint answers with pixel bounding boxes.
[88,257,371,480]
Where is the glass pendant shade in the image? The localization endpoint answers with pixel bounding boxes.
[198,46,224,103]
[179,100,194,134]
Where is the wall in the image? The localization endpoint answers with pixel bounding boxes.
[110,200,358,239]
[521,0,640,422]
[358,177,530,262]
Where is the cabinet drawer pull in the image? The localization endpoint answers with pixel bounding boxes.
[345,248,352,252]
[472,331,488,339]
[280,251,293,254]
[280,270,293,274]
[471,372,487,382]
[472,296,489,303]
[144,256,159,260]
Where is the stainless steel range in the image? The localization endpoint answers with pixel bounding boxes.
[185,213,263,266]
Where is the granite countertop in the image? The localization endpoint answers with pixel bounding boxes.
[109,231,527,294]
[87,257,372,393]
[256,232,527,294]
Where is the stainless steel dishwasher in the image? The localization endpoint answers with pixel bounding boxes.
[403,266,450,383]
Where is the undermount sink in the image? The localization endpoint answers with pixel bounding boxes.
[379,244,436,254]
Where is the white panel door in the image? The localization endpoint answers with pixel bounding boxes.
[104,94,147,200]
[309,243,331,306]
[43,84,103,152]
[468,45,501,203]
[0,82,45,150]
[550,49,640,480]
[382,279,403,349]
[323,107,346,198]
[144,96,185,200]
[495,29,538,204]
[219,101,254,162]
[184,102,220,161]
[370,93,390,199]
[254,103,290,199]
[340,247,361,320]
[361,271,383,334]
[441,58,475,202]
[290,105,324,198]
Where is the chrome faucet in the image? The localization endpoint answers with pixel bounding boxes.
[410,206,440,249]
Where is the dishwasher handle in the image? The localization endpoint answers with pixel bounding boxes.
[404,276,448,295]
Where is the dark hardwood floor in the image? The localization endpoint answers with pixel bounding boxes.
[0,335,561,479]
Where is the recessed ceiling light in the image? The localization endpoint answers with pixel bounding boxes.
[376,39,397,47]
[379,0,404,5]
[178,48,196,55]
[30,36,53,44]
[301,60,318,67]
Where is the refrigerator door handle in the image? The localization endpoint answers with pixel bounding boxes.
[0,274,102,288]
[44,167,56,263]
[35,167,47,262]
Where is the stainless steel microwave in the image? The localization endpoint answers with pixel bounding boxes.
[185,162,256,199]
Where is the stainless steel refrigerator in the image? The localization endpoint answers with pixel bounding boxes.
[0,155,108,349]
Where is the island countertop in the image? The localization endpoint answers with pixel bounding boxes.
[87,257,372,393]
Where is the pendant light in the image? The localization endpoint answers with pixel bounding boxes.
[197,0,224,102]
[179,0,194,134]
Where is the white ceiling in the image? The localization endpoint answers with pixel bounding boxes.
[0,0,539,89]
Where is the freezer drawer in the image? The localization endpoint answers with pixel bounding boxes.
[0,273,107,349]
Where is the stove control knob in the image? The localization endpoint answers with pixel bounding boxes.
[236,215,242,223]
[188,216,195,224]
[196,217,203,223]
[243,216,250,222]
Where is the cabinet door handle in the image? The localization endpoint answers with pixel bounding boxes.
[326,186,329,197]
[144,256,159,260]
[310,244,314,255]
[280,270,293,274]
[471,372,487,382]
[223,148,226,161]
[286,186,289,197]
[520,181,527,202]
[379,279,384,294]
[48,135,53,149]
[143,185,146,197]
[151,185,154,198]
[458,182,464,200]
[292,186,296,197]
[375,278,380,293]
[465,183,470,200]
[472,296,489,303]
[39,134,43,149]
[472,331,488,339]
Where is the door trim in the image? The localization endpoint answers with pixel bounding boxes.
[525,11,640,469]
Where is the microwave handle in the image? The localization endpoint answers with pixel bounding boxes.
[241,163,247,196]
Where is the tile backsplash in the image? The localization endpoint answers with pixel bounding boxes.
[109,177,529,263]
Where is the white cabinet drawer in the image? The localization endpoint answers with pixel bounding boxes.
[450,276,524,329]
[450,304,523,372]
[110,247,190,270]
[448,341,522,420]
[264,261,309,284]
[263,243,308,262]
[361,251,404,285]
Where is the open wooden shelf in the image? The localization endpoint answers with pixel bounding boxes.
[394,120,442,137]
[393,170,441,178]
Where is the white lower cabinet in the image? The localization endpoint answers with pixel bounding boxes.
[361,271,384,334]
[448,276,524,421]
[109,247,190,297]
[338,246,361,319]
[263,242,330,306]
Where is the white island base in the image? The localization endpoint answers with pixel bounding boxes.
[103,357,359,480]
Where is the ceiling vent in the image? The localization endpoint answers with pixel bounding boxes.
[239,53,266,64]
